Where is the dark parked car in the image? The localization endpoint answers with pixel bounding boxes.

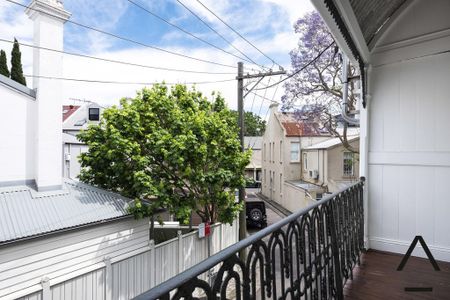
[246,200,267,228]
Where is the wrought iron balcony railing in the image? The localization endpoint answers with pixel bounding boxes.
[134,178,365,300]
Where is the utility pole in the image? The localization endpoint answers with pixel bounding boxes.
[237,62,286,260]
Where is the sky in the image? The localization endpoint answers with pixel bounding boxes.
[0,0,314,116]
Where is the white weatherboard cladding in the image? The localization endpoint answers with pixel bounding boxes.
[368,0,450,261]
[4,220,238,300]
[0,218,149,300]
[17,291,42,300]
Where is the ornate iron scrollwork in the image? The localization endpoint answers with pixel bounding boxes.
[135,180,365,300]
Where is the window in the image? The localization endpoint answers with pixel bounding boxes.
[263,143,266,161]
[256,170,261,181]
[264,169,266,184]
[279,140,283,163]
[303,153,308,170]
[290,142,300,162]
[273,143,275,162]
[343,152,354,176]
[89,107,100,121]
[279,174,282,193]
[269,143,271,163]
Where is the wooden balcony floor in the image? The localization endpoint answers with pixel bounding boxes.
[344,250,450,299]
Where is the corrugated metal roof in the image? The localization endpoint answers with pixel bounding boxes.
[304,136,359,150]
[0,74,36,98]
[63,132,84,144]
[348,0,407,44]
[0,179,131,244]
[244,136,262,149]
[247,149,261,169]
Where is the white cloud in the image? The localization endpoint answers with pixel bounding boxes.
[0,0,314,117]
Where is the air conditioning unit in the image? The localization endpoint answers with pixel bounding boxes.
[312,170,319,179]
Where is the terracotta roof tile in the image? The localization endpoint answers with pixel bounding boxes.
[277,112,330,137]
[62,105,80,122]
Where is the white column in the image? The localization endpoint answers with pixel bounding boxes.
[26,0,71,191]
[360,64,372,249]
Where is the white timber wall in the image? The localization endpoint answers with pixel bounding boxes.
[0,85,35,184]
[63,143,88,180]
[367,0,450,261]
[8,220,238,300]
[0,218,150,300]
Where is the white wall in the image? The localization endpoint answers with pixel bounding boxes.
[63,143,88,180]
[282,182,316,212]
[368,0,450,261]
[0,85,35,184]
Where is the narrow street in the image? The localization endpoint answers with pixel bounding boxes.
[245,188,284,235]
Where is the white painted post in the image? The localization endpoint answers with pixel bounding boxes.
[177,230,183,273]
[41,277,51,300]
[219,223,223,251]
[104,256,112,300]
[360,64,372,250]
[149,240,156,288]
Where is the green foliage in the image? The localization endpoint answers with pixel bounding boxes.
[231,110,266,136]
[78,84,251,225]
[0,50,9,77]
[10,38,26,86]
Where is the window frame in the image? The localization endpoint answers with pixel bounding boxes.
[290,141,300,162]
[279,140,283,163]
[343,152,354,176]
[88,107,100,121]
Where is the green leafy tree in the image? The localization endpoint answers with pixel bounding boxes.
[0,50,9,77]
[231,111,266,136]
[10,38,26,86]
[78,84,250,224]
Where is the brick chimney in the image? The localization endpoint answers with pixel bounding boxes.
[26,0,70,191]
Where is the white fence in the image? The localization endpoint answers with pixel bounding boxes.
[16,220,238,300]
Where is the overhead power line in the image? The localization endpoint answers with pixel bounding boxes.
[0,38,235,75]
[174,0,267,71]
[5,0,238,69]
[195,0,282,69]
[127,0,257,65]
[253,42,335,91]
[24,74,235,85]
[249,91,280,104]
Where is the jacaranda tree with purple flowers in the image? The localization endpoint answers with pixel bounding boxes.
[282,11,358,153]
